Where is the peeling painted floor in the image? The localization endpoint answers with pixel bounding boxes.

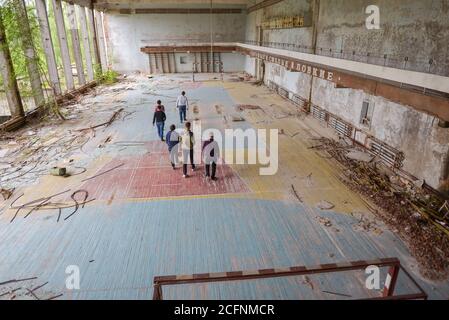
[0,74,448,300]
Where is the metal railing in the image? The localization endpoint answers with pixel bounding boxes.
[153,258,427,300]
[243,40,447,76]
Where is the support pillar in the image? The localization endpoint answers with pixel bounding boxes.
[13,0,45,107]
[51,0,74,91]
[67,3,85,85]
[0,8,24,118]
[87,3,101,73]
[35,0,61,96]
[77,5,94,82]
[94,10,108,71]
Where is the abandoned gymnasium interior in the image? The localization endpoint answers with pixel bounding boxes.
[0,0,449,303]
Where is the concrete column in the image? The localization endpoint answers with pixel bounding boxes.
[0,9,24,118]
[94,10,108,71]
[67,3,85,86]
[51,0,74,91]
[13,0,45,107]
[87,4,101,72]
[77,5,94,82]
[35,0,61,96]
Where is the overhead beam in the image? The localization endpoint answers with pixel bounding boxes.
[77,5,94,82]
[0,8,24,118]
[248,0,284,13]
[51,0,75,91]
[13,0,45,107]
[117,8,243,14]
[35,0,62,95]
[67,2,86,86]
[141,45,237,54]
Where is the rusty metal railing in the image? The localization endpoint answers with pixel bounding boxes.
[152,258,427,300]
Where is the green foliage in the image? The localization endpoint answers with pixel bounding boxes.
[0,1,46,96]
[96,68,119,85]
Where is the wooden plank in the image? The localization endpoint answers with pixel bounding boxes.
[67,3,86,85]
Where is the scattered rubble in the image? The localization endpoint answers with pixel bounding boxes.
[235,104,261,112]
[317,217,333,227]
[317,200,335,210]
[312,136,449,280]
[0,276,62,300]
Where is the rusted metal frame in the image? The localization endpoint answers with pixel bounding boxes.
[155,258,401,286]
[153,258,400,300]
[153,258,427,300]
[248,0,284,13]
[382,264,400,297]
[141,45,237,54]
[364,293,428,301]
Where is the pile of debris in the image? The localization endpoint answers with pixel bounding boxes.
[311,137,449,280]
[0,79,133,194]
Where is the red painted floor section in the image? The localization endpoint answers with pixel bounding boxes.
[81,141,249,200]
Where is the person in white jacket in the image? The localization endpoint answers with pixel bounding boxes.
[176,91,189,124]
[180,122,196,178]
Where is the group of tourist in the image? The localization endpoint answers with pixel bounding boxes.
[152,91,219,180]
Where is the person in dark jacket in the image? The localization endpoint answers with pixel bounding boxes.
[155,100,165,112]
[153,106,167,141]
[166,125,179,169]
[202,131,220,181]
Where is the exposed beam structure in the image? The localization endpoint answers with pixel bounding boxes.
[141,45,237,53]
[247,0,284,13]
[117,8,243,14]
[13,0,45,108]
[0,8,24,118]
[35,0,62,96]
[52,0,75,91]
[77,5,94,82]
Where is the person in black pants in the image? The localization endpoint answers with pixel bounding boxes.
[202,131,220,181]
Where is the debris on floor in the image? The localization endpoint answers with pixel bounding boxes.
[317,200,335,210]
[312,136,449,280]
[231,115,245,122]
[346,150,374,163]
[317,217,333,227]
[0,188,14,200]
[291,184,303,203]
[49,167,67,177]
[235,104,261,112]
[0,276,62,300]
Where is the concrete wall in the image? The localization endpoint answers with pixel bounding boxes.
[316,0,449,76]
[245,0,449,191]
[105,11,246,73]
